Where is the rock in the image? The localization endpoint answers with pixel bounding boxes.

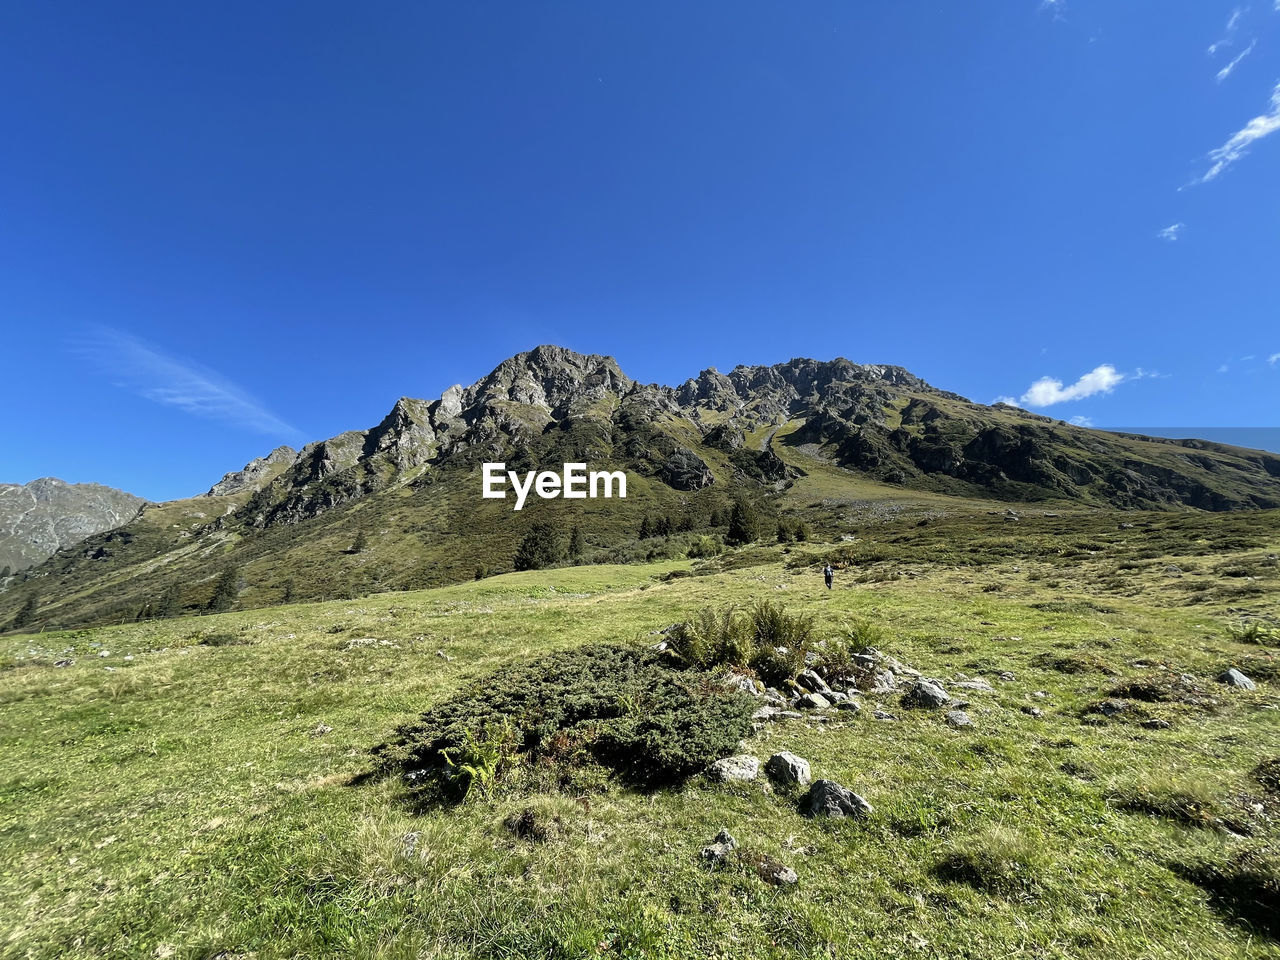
[996,671,1016,682]
[708,755,760,782]
[1142,718,1172,730]
[953,678,994,692]
[796,669,831,694]
[436,649,454,661]
[753,706,802,722]
[1091,699,1129,717]
[872,710,896,720]
[836,700,862,713]
[98,650,110,658]
[1219,668,1256,690]
[825,690,850,704]
[400,831,420,858]
[869,669,897,693]
[700,828,736,866]
[945,709,973,728]
[54,659,74,668]
[310,723,333,737]
[765,751,811,786]
[721,672,759,696]
[796,692,832,710]
[800,779,873,819]
[1020,706,1044,718]
[901,679,950,710]
[758,861,799,885]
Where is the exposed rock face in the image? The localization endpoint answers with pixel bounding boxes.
[204,446,297,497]
[0,478,146,572]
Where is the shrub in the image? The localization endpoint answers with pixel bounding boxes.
[1227,617,1279,646]
[667,600,817,686]
[513,521,564,571]
[375,644,755,798]
[686,535,723,559]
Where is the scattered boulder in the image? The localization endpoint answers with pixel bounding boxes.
[836,700,862,713]
[1219,668,1257,691]
[800,779,873,819]
[797,669,832,694]
[1087,699,1130,718]
[708,755,760,783]
[1020,706,1044,718]
[310,723,333,737]
[700,828,736,867]
[54,659,74,668]
[953,678,994,692]
[901,679,951,710]
[756,859,799,886]
[765,751,811,786]
[869,669,897,693]
[872,710,897,721]
[753,706,802,722]
[796,692,832,710]
[996,671,1016,682]
[1142,718,1172,730]
[945,710,974,728]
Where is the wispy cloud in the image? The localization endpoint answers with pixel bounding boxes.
[1216,39,1256,82]
[1069,415,1094,427]
[1192,81,1280,183]
[1209,7,1246,55]
[71,326,303,440]
[1218,363,1231,373]
[1269,352,1280,365]
[1039,0,1067,21]
[1018,364,1126,407]
[1157,223,1184,241]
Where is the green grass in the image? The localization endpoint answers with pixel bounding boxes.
[2,516,1279,959]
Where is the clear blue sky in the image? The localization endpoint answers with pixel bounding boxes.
[2,1,1277,501]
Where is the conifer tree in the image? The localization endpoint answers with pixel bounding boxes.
[208,567,240,612]
[725,499,760,546]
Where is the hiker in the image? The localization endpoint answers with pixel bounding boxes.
[823,563,834,590]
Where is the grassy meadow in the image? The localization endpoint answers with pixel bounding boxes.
[2,509,1278,959]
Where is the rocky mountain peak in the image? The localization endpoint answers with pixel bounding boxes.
[204,446,298,498]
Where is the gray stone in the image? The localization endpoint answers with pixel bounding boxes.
[800,779,873,819]
[836,700,862,713]
[869,669,897,693]
[721,672,759,696]
[953,677,994,692]
[796,669,831,694]
[1020,706,1043,718]
[825,690,850,704]
[700,828,736,866]
[945,709,973,728]
[708,755,759,782]
[1219,668,1256,691]
[765,751,811,786]
[996,671,1017,682]
[901,679,950,709]
[758,861,798,885]
[796,692,832,710]
[1142,718,1172,730]
[872,710,896,720]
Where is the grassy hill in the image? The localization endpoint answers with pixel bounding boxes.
[3,508,1277,959]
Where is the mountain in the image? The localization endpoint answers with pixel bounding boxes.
[0,478,146,576]
[4,345,1279,631]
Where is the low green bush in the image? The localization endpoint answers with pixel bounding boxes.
[667,600,817,686]
[375,644,755,799]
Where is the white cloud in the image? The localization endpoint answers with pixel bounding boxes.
[992,395,1022,407]
[1216,39,1256,82]
[1069,415,1094,427]
[1209,7,1245,54]
[1019,364,1125,407]
[1241,354,1256,361]
[1157,223,1184,241]
[71,326,303,440]
[1218,363,1231,373]
[1040,0,1067,21]
[1269,353,1280,365]
[1194,81,1280,183]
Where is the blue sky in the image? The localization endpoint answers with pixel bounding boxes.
[2,1,1277,501]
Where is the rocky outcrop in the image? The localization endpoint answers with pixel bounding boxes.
[204,446,297,497]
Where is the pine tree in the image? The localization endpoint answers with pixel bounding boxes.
[639,515,653,539]
[351,529,368,554]
[282,579,296,604]
[513,521,564,571]
[568,525,584,558]
[725,499,760,546]
[793,520,809,542]
[11,593,39,631]
[159,582,184,618]
[776,521,792,544]
[208,567,240,612]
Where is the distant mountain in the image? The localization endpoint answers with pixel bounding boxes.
[5,345,1279,631]
[0,478,146,575]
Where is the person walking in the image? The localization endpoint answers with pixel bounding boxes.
[823,563,834,590]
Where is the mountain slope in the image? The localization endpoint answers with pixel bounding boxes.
[0,478,146,575]
[4,345,1279,631]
